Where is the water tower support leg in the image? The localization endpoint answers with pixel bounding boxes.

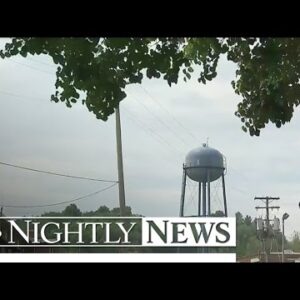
[222,174,228,217]
[198,182,201,216]
[202,182,206,216]
[179,167,187,217]
[207,171,211,216]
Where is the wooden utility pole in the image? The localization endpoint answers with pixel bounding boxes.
[115,105,126,216]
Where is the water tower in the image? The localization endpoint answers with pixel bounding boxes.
[179,143,228,217]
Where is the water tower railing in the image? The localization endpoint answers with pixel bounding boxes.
[184,165,225,171]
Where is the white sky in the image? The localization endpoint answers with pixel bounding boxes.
[0,38,299,239]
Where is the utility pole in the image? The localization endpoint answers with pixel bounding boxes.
[282,216,285,263]
[115,104,126,216]
[255,196,280,262]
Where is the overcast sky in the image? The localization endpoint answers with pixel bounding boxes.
[0,38,299,239]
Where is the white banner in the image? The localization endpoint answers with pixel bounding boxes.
[142,217,236,247]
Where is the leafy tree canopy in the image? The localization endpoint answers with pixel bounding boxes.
[1,37,299,136]
[62,203,82,216]
[288,231,300,252]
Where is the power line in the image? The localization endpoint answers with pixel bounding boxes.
[138,85,203,144]
[185,178,197,212]
[7,57,196,147]
[188,180,198,212]
[0,89,45,104]
[127,90,188,149]
[228,186,249,195]
[212,180,224,212]
[26,57,56,68]
[0,182,118,208]
[122,107,184,158]
[0,161,118,183]
[0,85,186,168]
[122,109,183,171]
[229,166,252,182]
[5,59,54,75]
[2,58,196,151]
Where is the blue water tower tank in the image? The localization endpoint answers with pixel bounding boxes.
[185,144,225,182]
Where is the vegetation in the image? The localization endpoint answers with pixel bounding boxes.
[288,231,300,252]
[5,204,298,255]
[39,204,141,253]
[1,38,299,136]
[39,204,299,256]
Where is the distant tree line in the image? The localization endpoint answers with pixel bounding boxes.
[41,204,300,256]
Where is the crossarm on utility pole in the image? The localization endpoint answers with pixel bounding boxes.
[255,206,280,210]
[255,197,280,200]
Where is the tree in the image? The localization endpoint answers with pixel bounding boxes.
[235,211,244,224]
[111,206,132,216]
[1,38,299,136]
[41,204,139,253]
[235,211,259,257]
[211,210,225,217]
[244,215,252,226]
[62,204,82,216]
[95,205,110,215]
[288,231,300,252]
